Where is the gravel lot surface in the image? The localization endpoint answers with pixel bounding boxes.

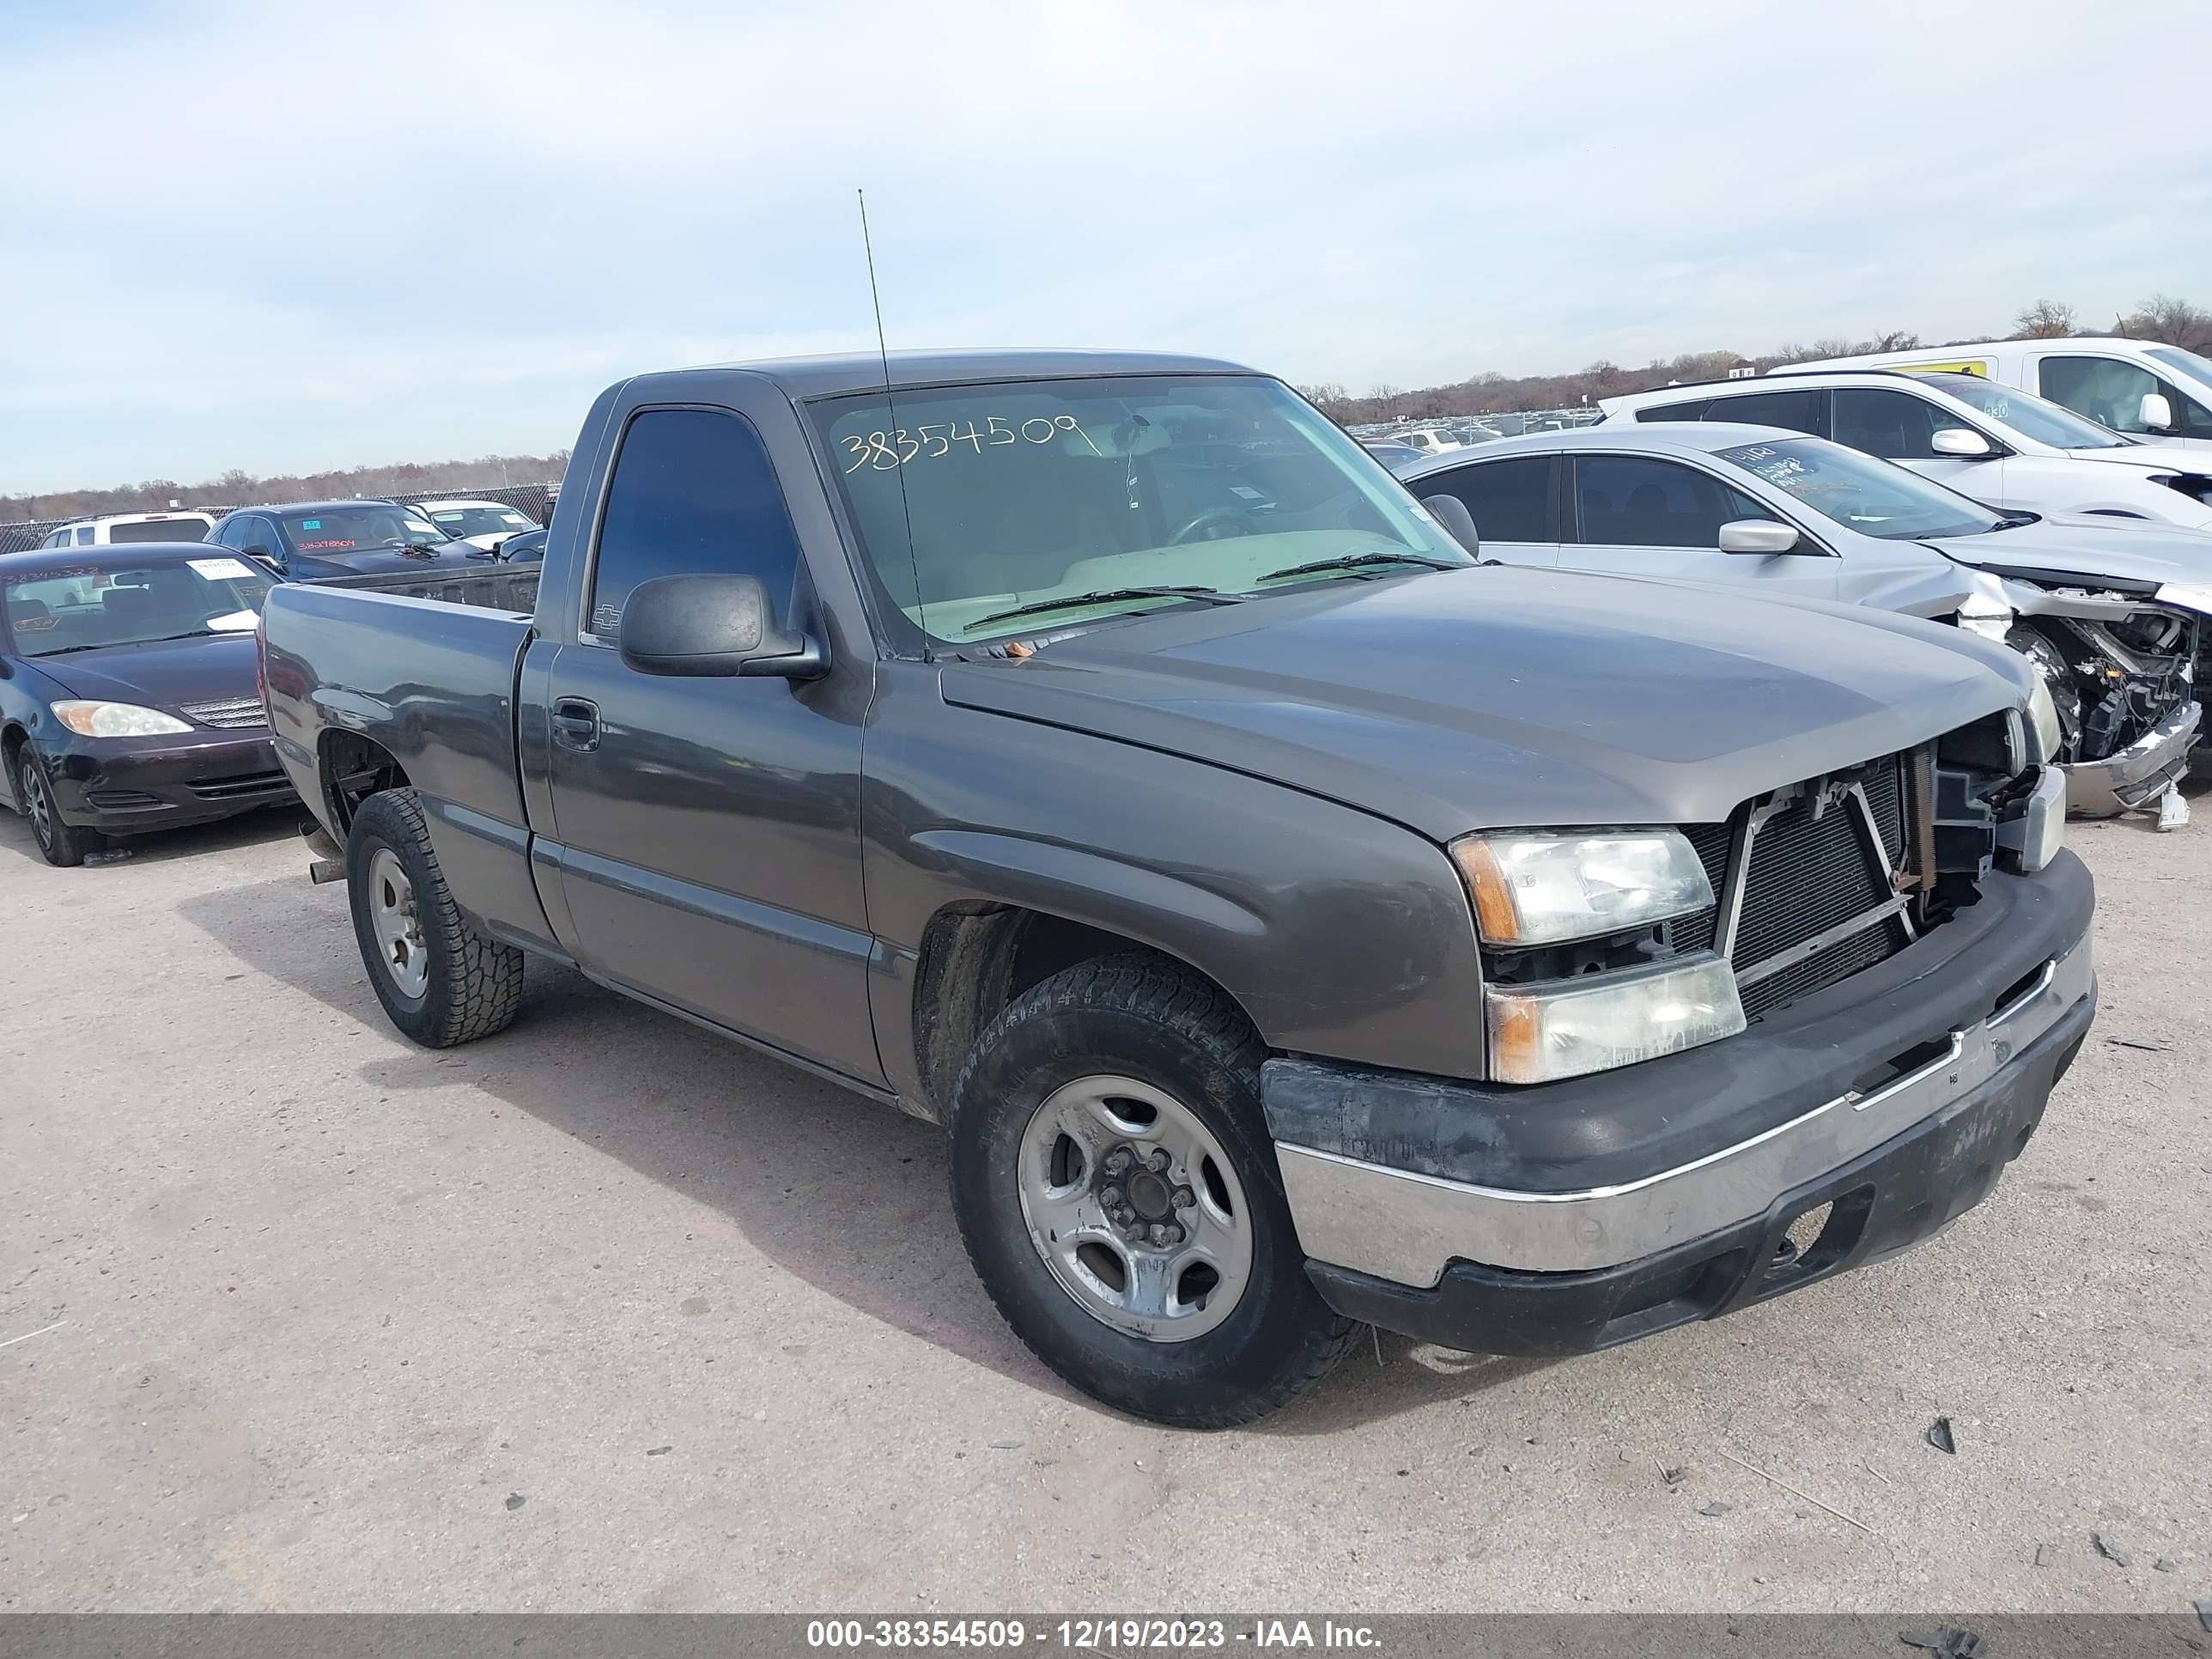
[3,788,2207,1613]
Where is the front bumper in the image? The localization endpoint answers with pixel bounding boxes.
[1265,852,2096,1354]
[2063,697,2198,815]
[43,729,297,833]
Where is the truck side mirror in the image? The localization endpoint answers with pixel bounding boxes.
[1717,520,1802,555]
[1417,492,1481,557]
[1929,428,1994,459]
[619,572,826,680]
[2139,391,2176,433]
[244,544,278,568]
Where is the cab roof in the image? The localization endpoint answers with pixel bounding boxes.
[641,348,1257,401]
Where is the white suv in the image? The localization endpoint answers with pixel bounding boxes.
[35,510,217,549]
[1599,371,2212,532]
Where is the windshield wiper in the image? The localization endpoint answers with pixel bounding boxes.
[963,586,1245,634]
[1256,550,1465,583]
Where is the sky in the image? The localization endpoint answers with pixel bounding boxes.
[4,0,2210,495]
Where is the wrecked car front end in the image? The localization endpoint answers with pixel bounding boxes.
[1958,568,2203,818]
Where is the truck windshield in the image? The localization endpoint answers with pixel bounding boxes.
[1714,437,2009,540]
[810,375,1468,644]
[4,557,274,658]
[280,505,443,551]
[1924,374,2130,449]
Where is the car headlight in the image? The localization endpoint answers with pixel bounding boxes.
[1486,956,1746,1084]
[50,701,194,738]
[2023,678,2063,768]
[1450,828,1716,945]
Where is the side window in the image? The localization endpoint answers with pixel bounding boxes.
[1832,388,1959,460]
[75,526,94,545]
[1417,455,1555,543]
[1574,456,1772,549]
[210,517,240,550]
[587,407,802,641]
[1702,388,1826,437]
[1634,398,1711,422]
[2039,356,2161,433]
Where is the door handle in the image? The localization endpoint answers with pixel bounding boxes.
[550,696,601,752]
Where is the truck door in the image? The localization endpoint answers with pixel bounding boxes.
[1561,454,1838,600]
[538,404,883,1085]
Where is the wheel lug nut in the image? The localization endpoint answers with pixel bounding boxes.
[1164,1224,1183,1245]
[1148,1222,1170,1245]
[1150,1149,1171,1174]
[1101,1185,1123,1206]
[1172,1186,1194,1209]
[1116,1207,1135,1225]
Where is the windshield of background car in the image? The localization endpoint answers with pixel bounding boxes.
[1714,436,2008,540]
[2147,346,2212,396]
[279,506,442,550]
[430,507,534,537]
[105,519,211,544]
[3,556,276,658]
[810,374,1467,645]
[1924,374,2130,449]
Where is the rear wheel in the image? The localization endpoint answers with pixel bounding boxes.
[11,744,98,868]
[345,787,524,1046]
[947,951,1355,1427]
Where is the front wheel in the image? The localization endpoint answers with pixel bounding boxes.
[344,787,525,1047]
[947,952,1354,1427]
[12,744,98,868]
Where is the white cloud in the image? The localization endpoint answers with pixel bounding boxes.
[3,0,2209,491]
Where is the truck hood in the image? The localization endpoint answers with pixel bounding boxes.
[938,568,2027,841]
[24,631,260,711]
[1930,516,2212,600]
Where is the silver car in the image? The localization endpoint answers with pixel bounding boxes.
[1401,423,2208,818]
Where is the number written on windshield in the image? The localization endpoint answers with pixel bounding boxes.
[841,413,1103,472]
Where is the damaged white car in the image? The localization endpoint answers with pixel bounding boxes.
[1400,424,2207,823]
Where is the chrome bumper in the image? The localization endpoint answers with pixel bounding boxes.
[1276,935,2094,1287]
[2062,698,2198,816]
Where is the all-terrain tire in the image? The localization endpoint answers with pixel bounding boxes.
[947,950,1356,1428]
[345,787,525,1047]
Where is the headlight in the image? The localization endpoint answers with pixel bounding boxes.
[1450,828,1715,945]
[2023,678,2063,768]
[1486,955,1746,1084]
[50,701,194,738]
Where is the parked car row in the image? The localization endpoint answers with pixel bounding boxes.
[228,348,2093,1429]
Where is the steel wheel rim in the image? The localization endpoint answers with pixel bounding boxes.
[1016,1073,1255,1343]
[367,847,429,998]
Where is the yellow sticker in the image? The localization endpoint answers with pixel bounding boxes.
[1895,360,1992,378]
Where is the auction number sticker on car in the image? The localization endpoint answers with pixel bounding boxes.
[841,414,1104,472]
[188,557,255,580]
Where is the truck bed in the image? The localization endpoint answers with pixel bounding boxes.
[297,562,540,611]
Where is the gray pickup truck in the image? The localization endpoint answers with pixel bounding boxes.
[260,349,2095,1427]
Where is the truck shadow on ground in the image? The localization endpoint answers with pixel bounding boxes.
[176,872,1551,1434]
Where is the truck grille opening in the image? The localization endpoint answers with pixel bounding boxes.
[1703,753,1927,1023]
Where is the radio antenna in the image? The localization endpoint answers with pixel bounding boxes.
[858,188,928,643]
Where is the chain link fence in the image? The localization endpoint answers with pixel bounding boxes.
[0,483,557,557]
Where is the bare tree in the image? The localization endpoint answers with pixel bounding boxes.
[2119,295,2212,354]
[2012,299,2077,339]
